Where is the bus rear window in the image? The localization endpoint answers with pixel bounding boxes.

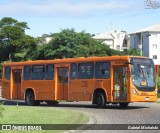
[4,66,11,80]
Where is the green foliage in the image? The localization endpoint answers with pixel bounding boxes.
[0,17,31,62]
[0,17,29,45]
[0,17,38,77]
[0,17,142,68]
[129,48,141,56]
[157,68,160,94]
[157,76,160,93]
[38,29,108,59]
[106,48,122,56]
[0,106,88,125]
[158,67,160,77]
[0,103,5,117]
[14,35,37,61]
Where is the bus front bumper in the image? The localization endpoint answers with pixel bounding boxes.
[130,94,158,102]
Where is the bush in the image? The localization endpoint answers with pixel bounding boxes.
[157,76,160,93]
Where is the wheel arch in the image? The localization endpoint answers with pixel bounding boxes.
[92,88,107,104]
[24,88,36,100]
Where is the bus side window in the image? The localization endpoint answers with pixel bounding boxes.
[78,63,85,79]
[24,66,30,80]
[31,65,45,80]
[70,63,77,80]
[46,64,54,80]
[95,62,110,79]
[86,63,94,79]
[4,66,11,80]
[78,63,94,79]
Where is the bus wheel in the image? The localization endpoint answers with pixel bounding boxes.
[96,92,106,108]
[119,102,129,108]
[46,101,59,106]
[25,92,40,106]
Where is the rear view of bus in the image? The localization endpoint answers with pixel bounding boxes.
[130,57,157,102]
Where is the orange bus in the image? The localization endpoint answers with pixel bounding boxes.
[1,56,158,108]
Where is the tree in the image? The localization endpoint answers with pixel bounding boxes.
[106,47,123,56]
[0,17,36,77]
[0,17,30,61]
[129,48,141,56]
[41,29,108,59]
[14,35,37,61]
[121,49,131,55]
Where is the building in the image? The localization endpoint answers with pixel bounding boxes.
[92,30,130,51]
[45,37,52,43]
[130,24,160,65]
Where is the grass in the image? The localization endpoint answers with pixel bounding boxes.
[0,106,4,117]
[158,93,160,98]
[0,105,89,133]
[0,102,4,117]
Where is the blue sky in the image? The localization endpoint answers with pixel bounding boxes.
[0,0,160,37]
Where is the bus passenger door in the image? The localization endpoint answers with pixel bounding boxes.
[57,67,69,100]
[113,66,129,101]
[12,69,22,99]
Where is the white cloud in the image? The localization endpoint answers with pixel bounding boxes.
[0,0,137,17]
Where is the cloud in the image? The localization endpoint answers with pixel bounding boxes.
[0,0,137,17]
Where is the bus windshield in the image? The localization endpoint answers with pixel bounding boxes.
[130,58,156,89]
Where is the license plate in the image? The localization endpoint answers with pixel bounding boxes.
[145,97,150,101]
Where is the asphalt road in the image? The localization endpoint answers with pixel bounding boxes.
[0,99,160,133]
[60,101,160,133]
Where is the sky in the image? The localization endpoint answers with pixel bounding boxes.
[0,0,160,37]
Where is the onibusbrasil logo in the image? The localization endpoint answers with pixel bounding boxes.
[144,0,160,9]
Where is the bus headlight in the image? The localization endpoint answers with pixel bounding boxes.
[132,88,139,95]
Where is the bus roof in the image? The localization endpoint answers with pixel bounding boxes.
[3,56,151,66]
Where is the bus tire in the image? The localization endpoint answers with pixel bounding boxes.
[25,91,40,106]
[96,92,106,108]
[119,102,129,108]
